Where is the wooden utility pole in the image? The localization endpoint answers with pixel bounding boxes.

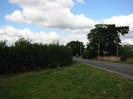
[116,38,119,56]
[80,42,82,58]
[98,39,100,56]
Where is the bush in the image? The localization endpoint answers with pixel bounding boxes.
[0,39,72,74]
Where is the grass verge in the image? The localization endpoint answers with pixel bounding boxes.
[116,61,133,65]
[0,63,133,99]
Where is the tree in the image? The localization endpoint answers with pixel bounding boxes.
[87,24,129,58]
[67,40,84,56]
[15,38,31,48]
[0,41,6,48]
[83,43,96,59]
[120,44,133,57]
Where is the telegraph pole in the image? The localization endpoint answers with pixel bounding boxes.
[98,39,100,56]
[80,42,82,58]
[116,38,119,56]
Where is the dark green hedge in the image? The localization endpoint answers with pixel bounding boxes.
[0,39,72,74]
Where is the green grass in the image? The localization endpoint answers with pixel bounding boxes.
[116,61,133,65]
[0,63,133,99]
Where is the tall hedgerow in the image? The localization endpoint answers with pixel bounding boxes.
[0,38,72,74]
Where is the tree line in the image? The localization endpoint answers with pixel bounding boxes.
[0,24,132,74]
[0,38,72,74]
[67,24,133,59]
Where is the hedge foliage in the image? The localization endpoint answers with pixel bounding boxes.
[0,38,72,74]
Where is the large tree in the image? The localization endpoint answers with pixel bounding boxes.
[87,24,129,57]
[67,40,84,56]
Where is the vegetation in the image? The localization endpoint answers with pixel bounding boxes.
[120,44,133,57]
[115,61,133,65]
[83,43,96,59]
[0,63,133,99]
[67,40,84,56]
[83,24,129,59]
[0,38,72,74]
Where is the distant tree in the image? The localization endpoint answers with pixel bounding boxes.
[86,24,129,58]
[67,40,84,56]
[0,41,6,48]
[15,38,31,48]
[120,44,133,57]
[83,43,96,59]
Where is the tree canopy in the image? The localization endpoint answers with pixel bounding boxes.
[67,40,84,56]
[86,24,129,58]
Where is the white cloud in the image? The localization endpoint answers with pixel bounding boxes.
[0,25,88,46]
[102,14,133,44]
[5,10,30,23]
[4,0,133,45]
[0,25,60,45]
[61,33,88,45]
[6,0,96,32]
[103,14,133,25]
[103,14,133,31]
[121,31,133,45]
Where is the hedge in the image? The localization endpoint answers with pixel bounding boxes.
[0,39,72,74]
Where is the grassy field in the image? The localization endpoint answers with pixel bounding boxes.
[0,63,133,99]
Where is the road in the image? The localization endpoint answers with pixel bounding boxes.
[74,58,133,79]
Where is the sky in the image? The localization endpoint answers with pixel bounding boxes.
[0,0,133,45]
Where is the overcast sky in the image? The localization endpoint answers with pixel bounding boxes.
[0,0,133,45]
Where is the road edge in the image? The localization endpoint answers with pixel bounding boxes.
[77,60,133,80]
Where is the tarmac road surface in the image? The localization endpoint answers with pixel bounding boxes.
[74,58,133,79]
